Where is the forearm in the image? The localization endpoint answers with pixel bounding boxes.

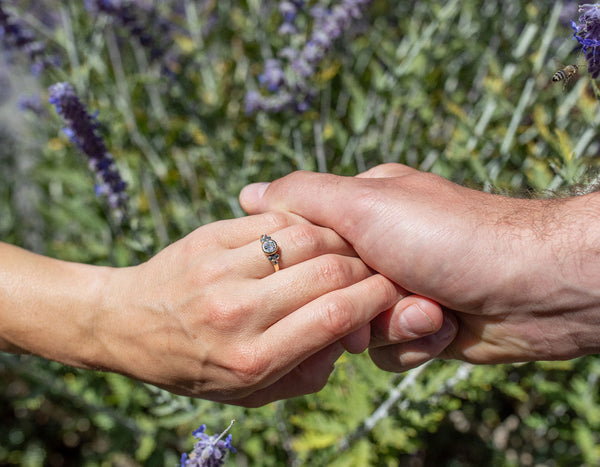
[453,190,600,361]
[529,192,600,355]
[0,242,110,369]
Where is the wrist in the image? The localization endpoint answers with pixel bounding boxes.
[87,264,141,377]
[506,194,600,357]
[0,243,114,369]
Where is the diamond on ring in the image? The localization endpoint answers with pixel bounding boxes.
[260,234,280,272]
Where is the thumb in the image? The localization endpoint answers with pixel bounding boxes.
[239,171,362,239]
[239,182,271,213]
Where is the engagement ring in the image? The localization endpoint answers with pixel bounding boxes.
[260,234,280,272]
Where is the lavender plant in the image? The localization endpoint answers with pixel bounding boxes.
[0,0,56,74]
[85,0,176,62]
[3,1,600,465]
[48,82,128,224]
[17,94,46,115]
[571,4,600,78]
[245,0,373,114]
[180,421,236,467]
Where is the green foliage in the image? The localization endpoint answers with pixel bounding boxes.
[1,0,600,465]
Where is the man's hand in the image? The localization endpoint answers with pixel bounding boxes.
[240,163,600,370]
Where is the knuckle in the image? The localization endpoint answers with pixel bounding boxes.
[193,257,230,283]
[181,224,215,252]
[202,292,253,330]
[313,255,358,288]
[229,346,269,386]
[261,210,294,231]
[317,293,356,337]
[340,186,384,238]
[287,223,326,251]
[267,172,300,197]
[416,170,444,186]
[335,186,385,243]
[369,274,399,304]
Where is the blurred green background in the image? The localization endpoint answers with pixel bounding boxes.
[1,0,600,465]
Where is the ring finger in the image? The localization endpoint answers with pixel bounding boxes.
[232,223,357,279]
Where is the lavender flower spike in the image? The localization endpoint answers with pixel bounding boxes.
[571,4,600,78]
[86,0,174,62]
[245,0,373,114]
[180,420,236,467]
[0,0,55,74]
[49,82,128,223]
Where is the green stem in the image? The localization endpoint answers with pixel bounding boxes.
[591,79,600,101]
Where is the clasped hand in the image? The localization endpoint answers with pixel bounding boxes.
[97,211,444,407]
[241,163,600,378]
[8,163,597,408]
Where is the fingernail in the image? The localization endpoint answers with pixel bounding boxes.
[240,183,270,211]
[433,315,456,343]
[244,182,270,200]
[398,304,436,336]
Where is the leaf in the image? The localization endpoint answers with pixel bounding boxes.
[328,439,375,467]
[136,433,157,462]
[343,74,368,134]
[554,128,574,163]
[291,432,339,452]
[573,420,600,466]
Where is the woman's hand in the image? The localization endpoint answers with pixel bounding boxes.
[0,212,445,406]
[0,213,445,406]
[70,212,443,406]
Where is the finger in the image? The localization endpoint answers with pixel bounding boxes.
[265,274,402,371]
[223,343,344,407]
[370,296,444,348]
[340,324,371,354]
[239,171,363,240]
[344,295,445,354]
[249,254,374,330]
[191,211,308,250]
[232,223,356,278]
[368,313,457,373]
[355,163,417,179]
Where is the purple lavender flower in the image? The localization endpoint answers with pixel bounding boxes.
[48,82,128,223]
[18,94,46,115]
[0,0,56,74]
[571,4,600,78]
[258,59,286,92]
[278,1,304,35]
[245,0,373,114]
[85,0,175,61]
[180,421,236,467]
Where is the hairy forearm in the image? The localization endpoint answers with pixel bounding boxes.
[538,193,600,354]
[475,191,600,360]
[0,242,110,369]
[520,193,600,308]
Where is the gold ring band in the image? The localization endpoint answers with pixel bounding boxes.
[260,234,280,272]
